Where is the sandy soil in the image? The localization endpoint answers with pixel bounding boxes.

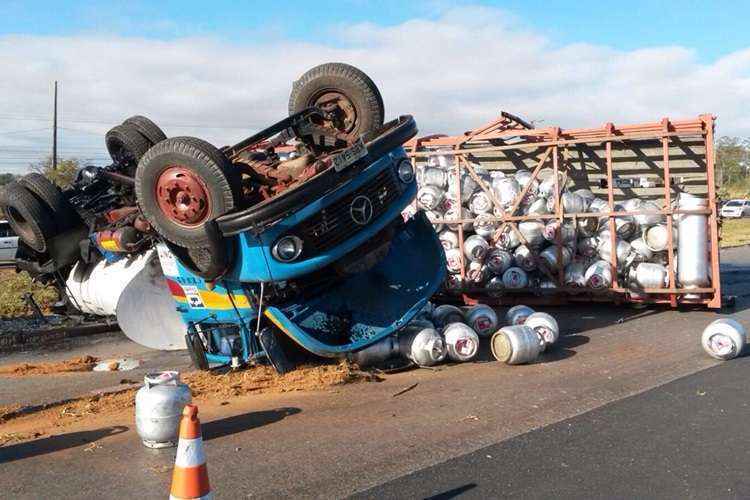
[0,361,376,443]
[0,356,99,376]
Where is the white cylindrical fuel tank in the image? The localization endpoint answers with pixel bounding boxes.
[678,194,710,289]
[66,250,154,316]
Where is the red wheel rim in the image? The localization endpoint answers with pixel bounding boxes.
[155,166,211,227]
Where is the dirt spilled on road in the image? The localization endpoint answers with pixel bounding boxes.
[0,361,375,440]
[0,356,99,376]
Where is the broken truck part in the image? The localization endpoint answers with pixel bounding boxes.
[1,63,445,369]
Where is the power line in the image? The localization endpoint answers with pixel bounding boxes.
[0,113,253,130]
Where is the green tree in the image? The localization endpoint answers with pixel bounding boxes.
[0,173,17,186]
[29,156,80,187]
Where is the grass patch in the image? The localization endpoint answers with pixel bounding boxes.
[721,218,750,247]
[0,270,59,316]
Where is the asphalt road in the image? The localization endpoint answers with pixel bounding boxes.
[356,354,750,499]
[0,245,748,498]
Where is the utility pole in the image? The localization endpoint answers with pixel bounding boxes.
[52,80,58,170]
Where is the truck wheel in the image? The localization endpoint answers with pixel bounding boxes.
[135,137,241,248]
[1,182,57,253]
[186,333,209,370]
[106,123,152,174]
[18,173,80,231]
[123,115,167,145]
[288,62,385,142]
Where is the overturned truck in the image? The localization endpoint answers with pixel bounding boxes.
[1,63,445,371]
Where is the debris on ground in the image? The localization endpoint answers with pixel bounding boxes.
[392,382,418,397]
[92,358,140,372]
[0,361,374,439]
[0,355,98,376]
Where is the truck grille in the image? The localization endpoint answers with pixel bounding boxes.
[297,169,401,255]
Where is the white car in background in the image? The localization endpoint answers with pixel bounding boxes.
[720,199,750,218]
[0,220,18,262]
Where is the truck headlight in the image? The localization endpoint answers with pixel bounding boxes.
[272,235,303,262]
[396,158,415,183]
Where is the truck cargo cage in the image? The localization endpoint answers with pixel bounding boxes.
[405,113,721,308]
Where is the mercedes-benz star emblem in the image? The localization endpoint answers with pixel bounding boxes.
[350,195,374,226]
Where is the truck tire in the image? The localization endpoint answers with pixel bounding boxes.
[288,62,384,142]
[18,173,80,231]
[186,333,209,370]
[123,115,167,145]
[2,182,57,253]
[106,123,152,174]
[135,136,241,248]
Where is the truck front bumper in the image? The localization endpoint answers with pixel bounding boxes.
[263,211,445,357]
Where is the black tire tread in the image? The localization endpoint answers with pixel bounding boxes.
[2,182,56,253]
[288,62,384,137]
[106,123,152,167]
[18,173,79,230]
[123,115,167,145]
[135,136,240,248]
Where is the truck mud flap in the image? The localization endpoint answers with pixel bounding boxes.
[263,211,445,357]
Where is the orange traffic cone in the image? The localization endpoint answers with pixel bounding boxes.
[170,404,213,500]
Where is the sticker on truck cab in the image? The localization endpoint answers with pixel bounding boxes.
[182,285,206,309]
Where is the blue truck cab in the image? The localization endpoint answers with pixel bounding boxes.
[157,113,445,369]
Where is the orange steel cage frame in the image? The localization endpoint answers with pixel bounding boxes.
[405,113,721,309]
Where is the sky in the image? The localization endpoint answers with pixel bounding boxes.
[0,0,747,173]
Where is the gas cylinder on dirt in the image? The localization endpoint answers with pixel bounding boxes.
[432,304,465,330]
[524,312,559,350]
[464,304,499,338]
[398,323,447,367]
[442,323,480,362]
[505,304,535,325]
[490,325,541,365]
[701,318,746,361]
[135,371,192,448]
